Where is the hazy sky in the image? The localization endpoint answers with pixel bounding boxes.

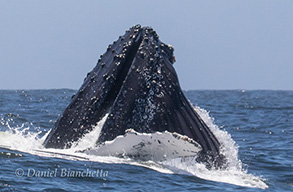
[0,0,292,90]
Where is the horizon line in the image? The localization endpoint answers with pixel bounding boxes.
[1,88,292,92]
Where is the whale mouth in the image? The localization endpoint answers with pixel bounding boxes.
[97,27,143,117]
[43,25,225,168]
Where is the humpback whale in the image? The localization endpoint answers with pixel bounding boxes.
[43,25,225,168]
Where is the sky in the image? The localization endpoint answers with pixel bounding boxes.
[0,0,292,90]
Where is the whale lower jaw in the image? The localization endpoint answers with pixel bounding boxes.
[84,129,202,162]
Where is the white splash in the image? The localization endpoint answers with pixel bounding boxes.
[71,113,109,151]
[194,106,242,169]
[159,157,268,189]
[0,123,44,150]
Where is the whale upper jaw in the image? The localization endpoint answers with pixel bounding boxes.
[43,25,225,168]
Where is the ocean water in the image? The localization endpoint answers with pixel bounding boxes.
[0,89,292,191]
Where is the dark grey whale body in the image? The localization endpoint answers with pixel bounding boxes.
[43,25,225,167]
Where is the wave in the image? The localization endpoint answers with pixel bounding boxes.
[0,107,268,189]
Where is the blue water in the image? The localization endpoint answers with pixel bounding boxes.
[0,89,292,191]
